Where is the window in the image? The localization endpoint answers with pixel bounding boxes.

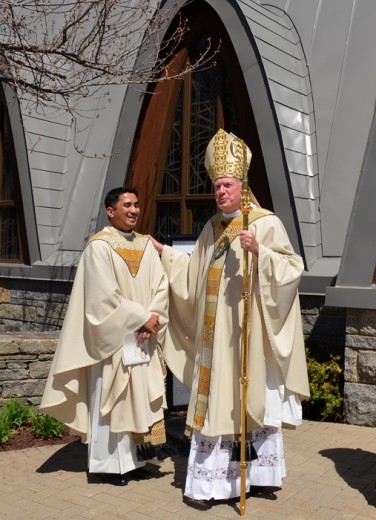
[127,1,272,241]
[0,87,27,263]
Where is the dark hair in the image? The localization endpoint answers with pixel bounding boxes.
[104,187,138,209]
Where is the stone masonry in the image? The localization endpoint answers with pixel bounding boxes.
[300,295,346,355]
[344,308,376,426]
[0,332,58,407]
[0,278,71,332]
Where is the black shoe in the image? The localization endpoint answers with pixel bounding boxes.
[128,467,153,480]
[249,486,278,500]
[97,473,128,486]
[183,496,213,509]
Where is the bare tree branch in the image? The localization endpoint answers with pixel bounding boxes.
[0,0,219,113]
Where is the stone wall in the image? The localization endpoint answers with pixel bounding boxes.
[300,295,346,355]
[0,332,58,407]
[0,278,72,332]
[344,309,376,426]
[0,278,68,407]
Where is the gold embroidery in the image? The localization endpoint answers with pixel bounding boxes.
[86,229,148,277]
[116,248,144,277]
[193,214,242,431]
[205,129,252,183]
[132,418,166,446]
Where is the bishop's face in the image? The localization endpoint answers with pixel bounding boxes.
[106,192,140,232]
[214,177,242,214]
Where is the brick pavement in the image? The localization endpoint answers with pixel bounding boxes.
[0,420,375,519]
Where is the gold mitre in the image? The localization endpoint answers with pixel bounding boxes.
[204,128,252,183]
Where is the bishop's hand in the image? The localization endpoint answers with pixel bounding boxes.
[239,230,259,255]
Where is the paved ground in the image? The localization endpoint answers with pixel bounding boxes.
[0,420,375,519]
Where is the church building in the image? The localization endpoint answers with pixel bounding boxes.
[1,0,375,426]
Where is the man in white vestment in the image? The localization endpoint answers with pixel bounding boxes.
[150,129,310,502]
[40,187,171,486]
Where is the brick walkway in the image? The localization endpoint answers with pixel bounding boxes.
[0,420,375,519]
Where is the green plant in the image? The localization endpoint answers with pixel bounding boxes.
[30,411,66,439]
[0,411,13,445]
[2,399,32,429]
[304,347,344,422]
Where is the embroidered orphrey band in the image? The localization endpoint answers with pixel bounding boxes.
[86,229,148,277]
[192,213,243,432]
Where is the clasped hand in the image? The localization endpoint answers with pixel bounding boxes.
[136,313,160,344]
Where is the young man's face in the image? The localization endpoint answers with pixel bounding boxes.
[106,192,140,232]
[214,177,242,214]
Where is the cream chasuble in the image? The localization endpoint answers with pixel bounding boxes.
[161,211,310,437]
[40,226,169,445]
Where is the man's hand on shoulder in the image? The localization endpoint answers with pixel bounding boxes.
[147,235,164,255]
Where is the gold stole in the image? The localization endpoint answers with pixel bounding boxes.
[190,209,271,434]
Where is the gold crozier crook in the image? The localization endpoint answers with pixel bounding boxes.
[230,137,252,516]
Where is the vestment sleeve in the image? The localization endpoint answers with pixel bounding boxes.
[144,242,169,350]
[255,215,304,334]
[254,215,309,399]
[160,224,212,387]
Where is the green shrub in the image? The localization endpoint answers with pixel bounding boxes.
[30,411,66,439]
[0,411,13,445]
[303,347,344,422]
[0,399,32,444]
[0,400,67,446]
[2,399,32,429]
